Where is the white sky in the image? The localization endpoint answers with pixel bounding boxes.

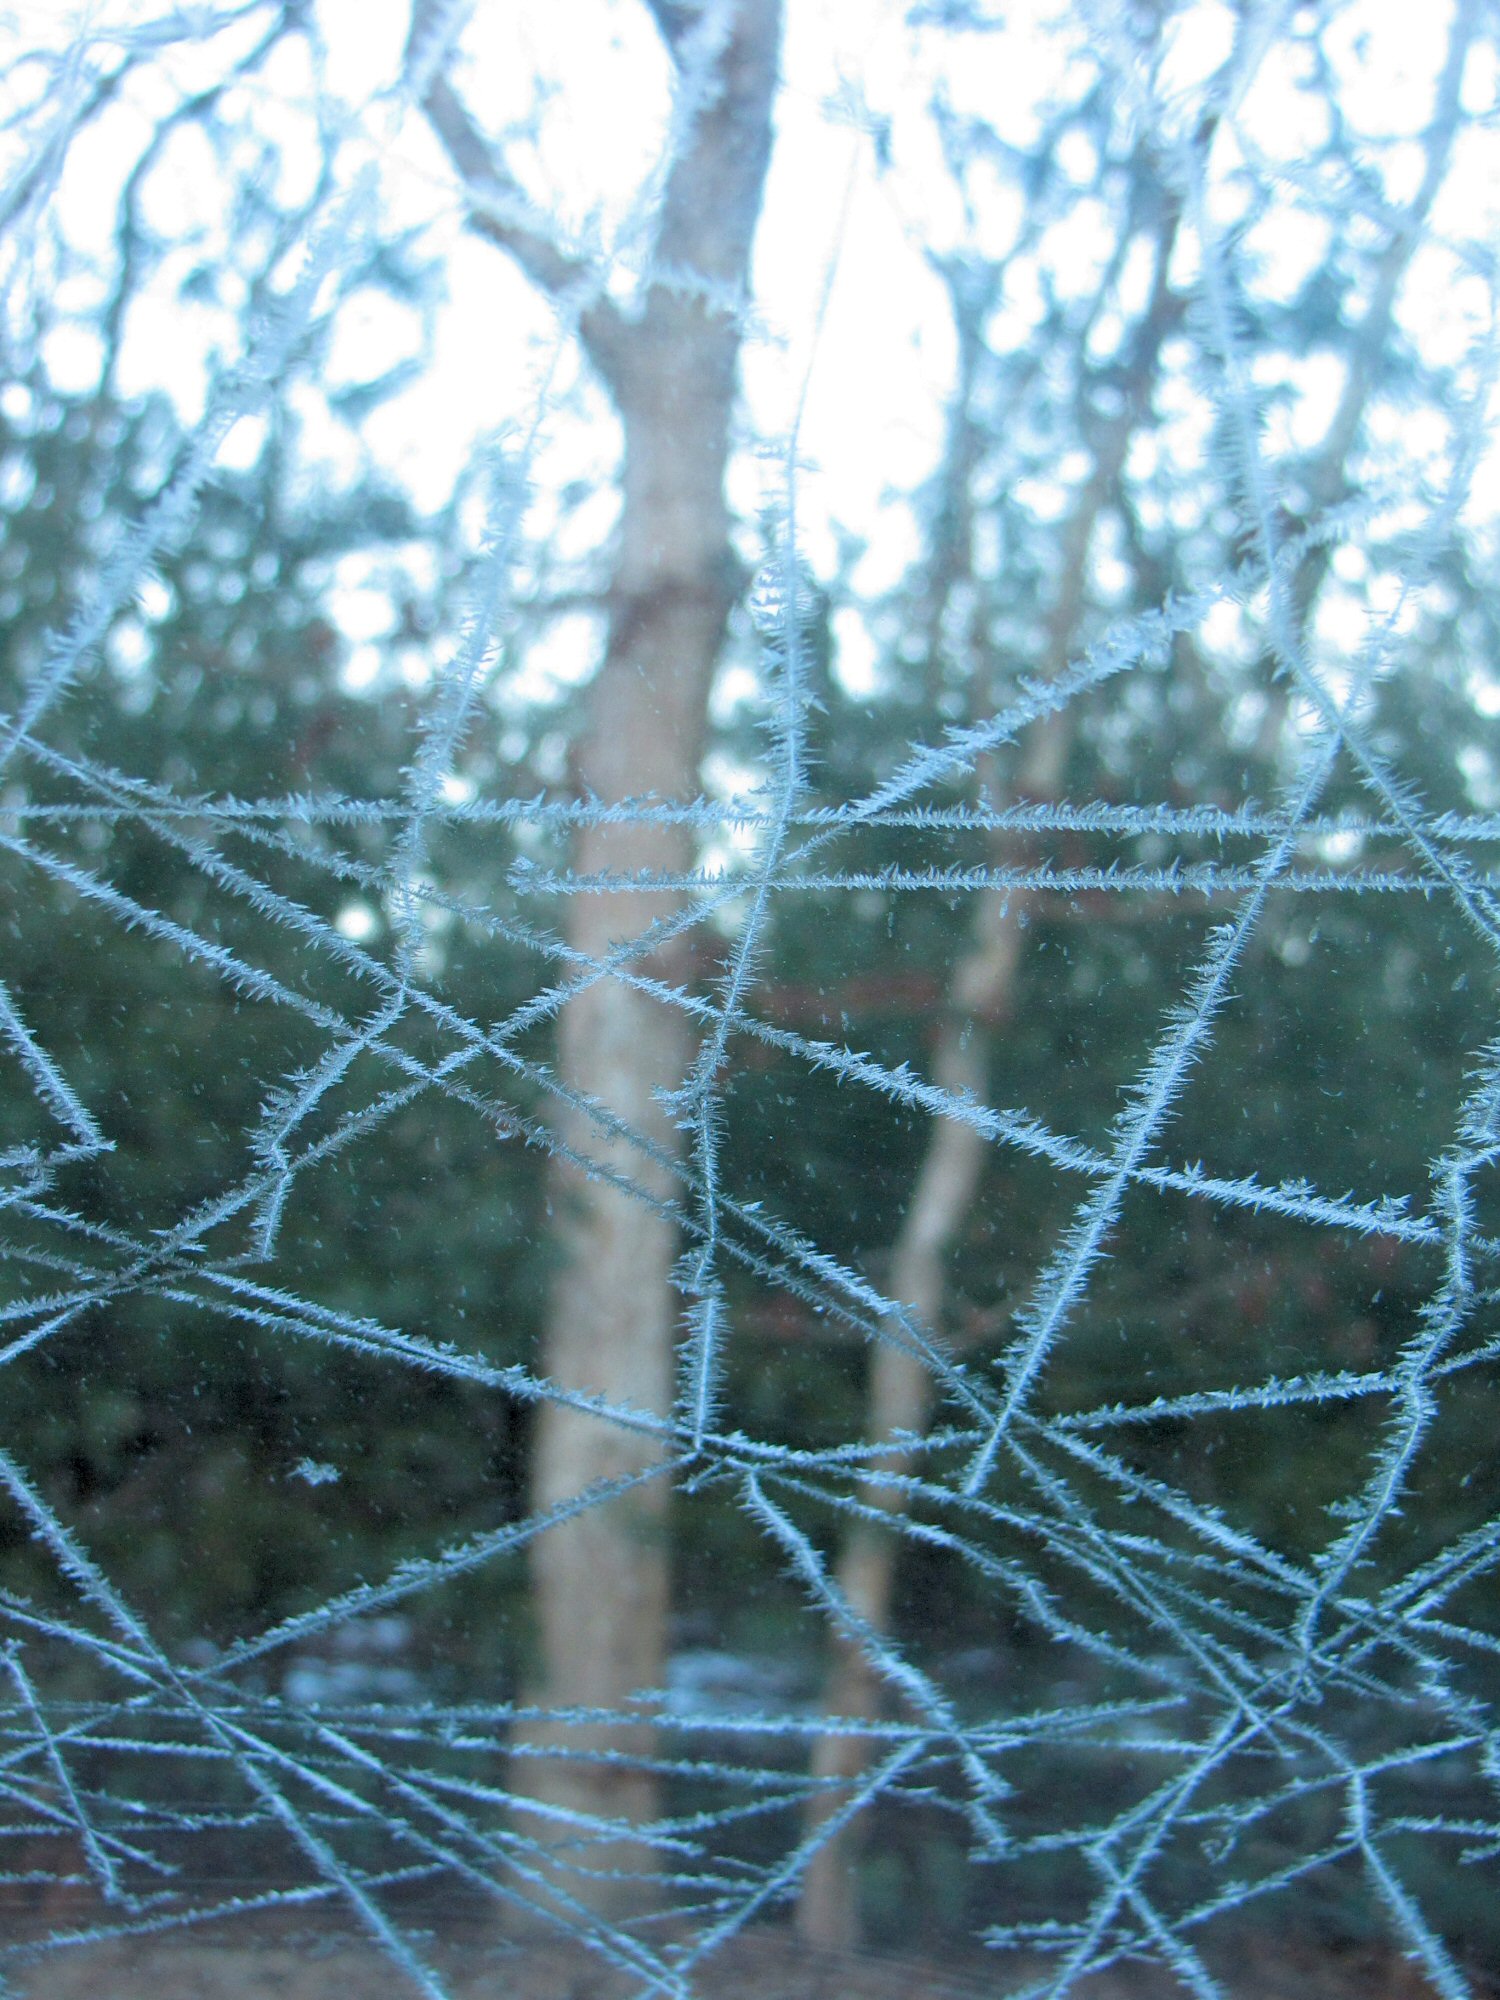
[2,0,1498,712]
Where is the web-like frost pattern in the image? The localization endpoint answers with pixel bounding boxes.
[1,3,1498,1997]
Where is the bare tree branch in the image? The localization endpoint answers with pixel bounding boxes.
[642,0,697,61]
[649,0,778,313]
[405,2,629,392]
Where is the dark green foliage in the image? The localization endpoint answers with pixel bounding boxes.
[1,378,546,1663]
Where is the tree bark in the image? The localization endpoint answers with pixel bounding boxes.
[796,216,1182,1951]
[412,0,782,1921]
[516,397,749,1896]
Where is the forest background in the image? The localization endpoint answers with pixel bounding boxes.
[2,0,1500,1993]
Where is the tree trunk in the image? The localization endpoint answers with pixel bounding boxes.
[412,0,783,1921]
[796,218,1182,1949]
[793,721,1063,1952]
[514,388,749,1899]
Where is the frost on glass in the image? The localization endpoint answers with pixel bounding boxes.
[0,2,1498,1996]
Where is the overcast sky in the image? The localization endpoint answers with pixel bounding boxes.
[2,0,1497,716]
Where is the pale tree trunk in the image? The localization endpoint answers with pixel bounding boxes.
[797,217,1183,1951]
[412,0,781,1920]
[796,8,1473,1925]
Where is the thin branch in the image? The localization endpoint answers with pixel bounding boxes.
[405,2,628,391]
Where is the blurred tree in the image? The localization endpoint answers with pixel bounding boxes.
[406,0,781,1910]
[2,0,1499,1983]
[768,0,1499,1949]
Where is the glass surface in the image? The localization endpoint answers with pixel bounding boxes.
[1,4,1498,1994]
